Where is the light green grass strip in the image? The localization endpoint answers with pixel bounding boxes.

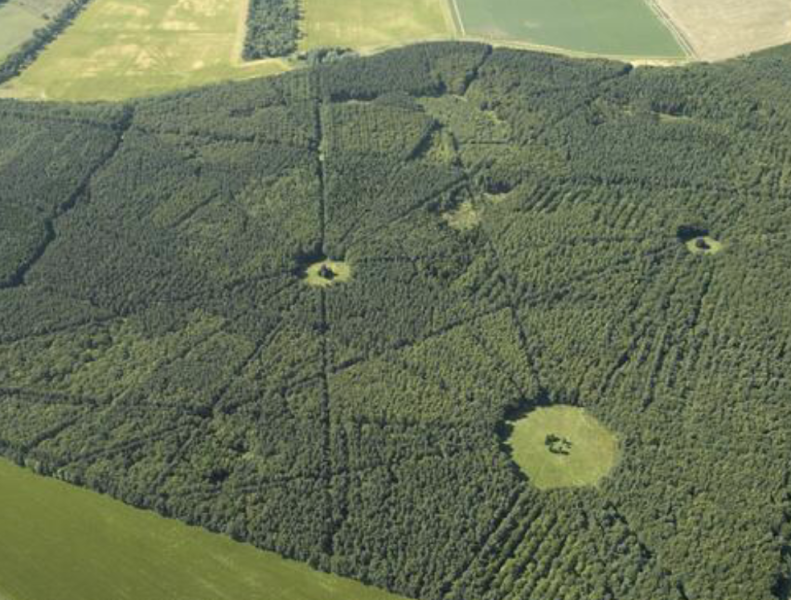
[0,458,405,600]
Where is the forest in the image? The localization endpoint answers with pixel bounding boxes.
[1,41,791,600]
[243,0,301,59]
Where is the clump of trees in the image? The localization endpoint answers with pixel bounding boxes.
[243,0,300,59]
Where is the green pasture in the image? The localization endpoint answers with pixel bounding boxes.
[0,458,403,600]
[0,5,45,60]
[0,0,74,60]
[2,0,287,101]
[454,0,685,58]
[299,0,453,52]
[507,405,619,489]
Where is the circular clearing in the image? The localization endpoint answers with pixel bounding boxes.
[304,259,352,288]
[686,236,723,255]
[507,405,618,489]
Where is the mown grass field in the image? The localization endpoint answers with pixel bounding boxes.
[0,0,72,60]
[299,0,453,52]
[2,0,287,101]
[508,406,619,489]
[0,459,404,600]
[454,0,685,58]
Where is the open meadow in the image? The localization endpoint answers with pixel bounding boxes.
[0,459,403,600]
[299,0,453,52]
[1,0,287,101]
[507,406,619,489]
[0,0,72,60]
[454,0,686,59]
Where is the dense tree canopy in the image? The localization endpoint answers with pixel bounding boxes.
[1,42,791,600]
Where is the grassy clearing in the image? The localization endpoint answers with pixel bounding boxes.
[299,0,454,53]
[2,0,288,101]
[455,0,685,59]
[442,200,480,231]
[0,458,403,600]
[304,259,352,288]
[686,236,723,255]
[507,405,618,489]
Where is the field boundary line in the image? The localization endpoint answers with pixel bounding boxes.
[445,0,465,37]
[642,0,697,59]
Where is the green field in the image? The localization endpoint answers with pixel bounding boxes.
[0,5,43,61]
[454,0,685,58]
[0,459,404,600]
[300,0,453,52]
[507,406,619,489]
[0,0,74,61]
[1,0,287,101]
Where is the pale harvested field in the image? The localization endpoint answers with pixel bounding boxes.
[655,0,791,61]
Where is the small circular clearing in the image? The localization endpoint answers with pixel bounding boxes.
[507,405,618,489]
[686,236,723,255]
[304,259,352,288]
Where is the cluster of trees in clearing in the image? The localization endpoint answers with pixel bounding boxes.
[1,41,791,600]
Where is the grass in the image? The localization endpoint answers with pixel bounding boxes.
[0,458,404,600]
[454,0,686,59]
[0,0,74,60]
[304,259,352,288]
[2,0,288,101]
[507,405,619,489]
[442,200,480,231]
[0,4,45,60]
[686,236,723,255]
[299,0,454,52]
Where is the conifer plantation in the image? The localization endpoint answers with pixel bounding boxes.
[1,42,790,600]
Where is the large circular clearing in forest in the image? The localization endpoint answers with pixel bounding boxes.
[508,406,619,489]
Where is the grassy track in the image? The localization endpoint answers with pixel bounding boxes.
[454,0,685,59]
[0,459,405,600]
[299,0,453,52]
[2,0,287,101]
[508,406,619,489]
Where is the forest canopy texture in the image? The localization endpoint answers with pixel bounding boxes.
[1,42,791,600]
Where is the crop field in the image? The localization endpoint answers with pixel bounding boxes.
[0,0,72,60]
[299,0,453,52]
[1,0,287,101]
[0,459,403,600]
[654,0,791,60]
[453,0,686,58]
[507,406,619,489]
